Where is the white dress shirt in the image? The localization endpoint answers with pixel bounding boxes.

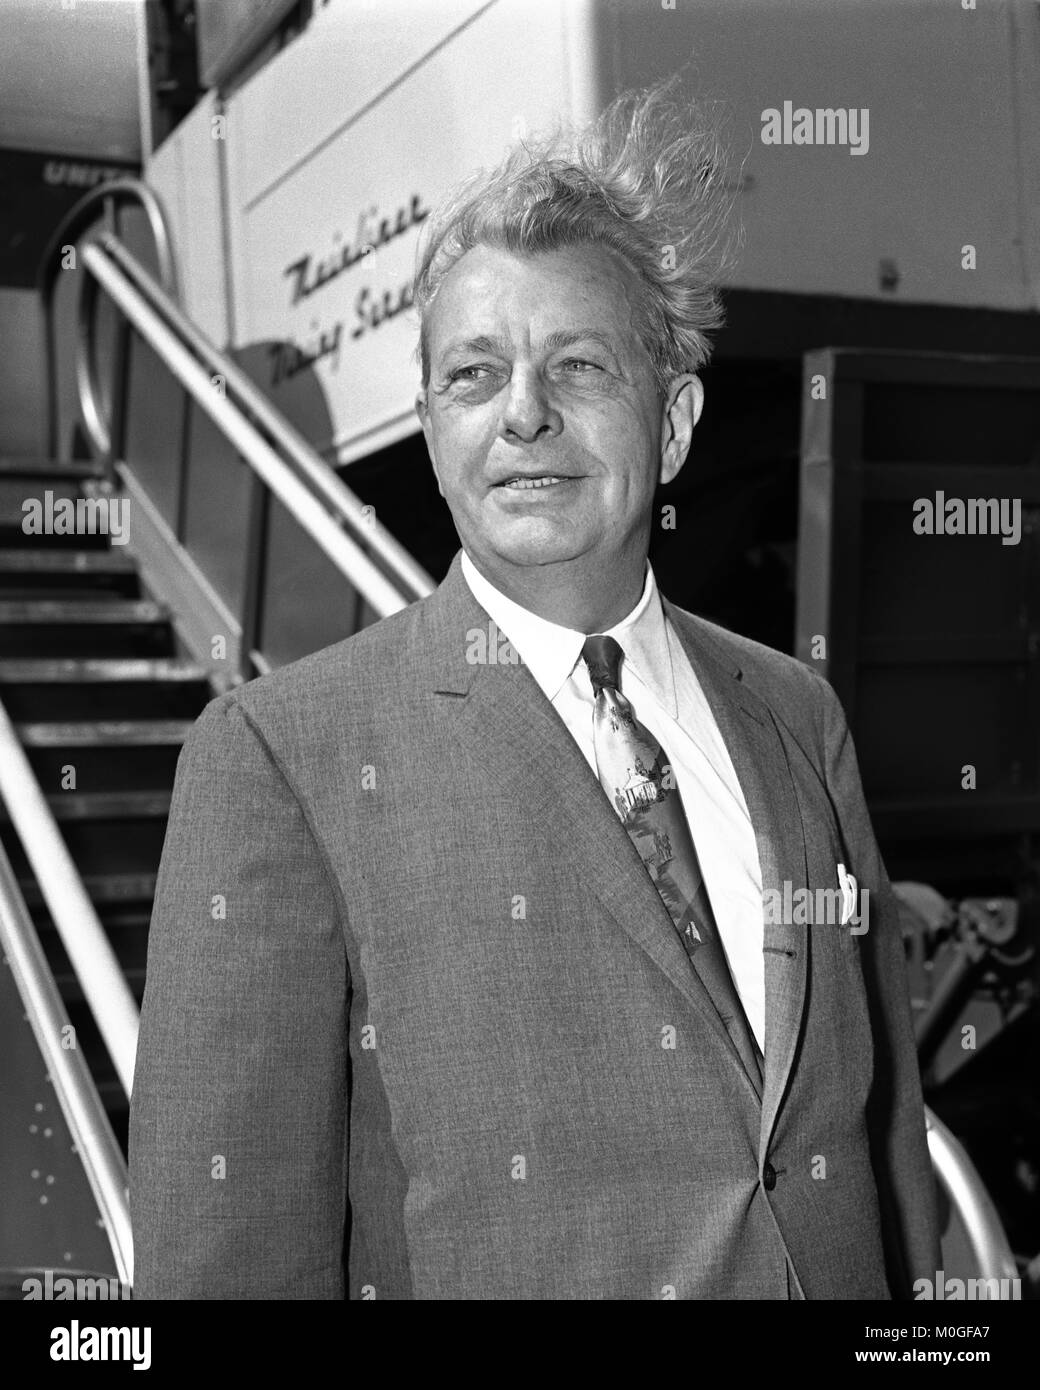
[460,549,767,1053]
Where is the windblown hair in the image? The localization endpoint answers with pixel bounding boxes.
[413,76,738,392]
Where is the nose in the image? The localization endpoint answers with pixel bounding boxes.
[499,365,563,444]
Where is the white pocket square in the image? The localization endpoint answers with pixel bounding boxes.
[837,862,858,925]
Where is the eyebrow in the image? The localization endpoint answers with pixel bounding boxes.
[541,329,620,357]
[438,334,510,362]
[437,328,621,362]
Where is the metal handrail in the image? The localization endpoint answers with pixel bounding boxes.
[92,233,434,603]
[81,239,426,619]
[925,1105,1019,1287]
[0,703,139,1098]
[0,839,132,1286]
[21,172,430,1134]
[38,178,178,461]
[0,184,169,1285]
[15,173,430,1290]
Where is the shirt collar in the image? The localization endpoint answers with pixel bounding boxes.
[459,549,677,716]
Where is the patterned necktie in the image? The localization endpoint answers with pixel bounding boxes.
[581,634,764,1086]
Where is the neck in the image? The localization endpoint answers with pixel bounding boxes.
[466,547,648,633]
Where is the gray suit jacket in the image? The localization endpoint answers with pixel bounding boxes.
[129,548,940,1299]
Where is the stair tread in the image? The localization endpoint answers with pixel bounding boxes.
[16,719,192,746]
[0,789,171,821]
[56,964,146,992]
[0,658,208,682]
[31,900,153,931]
[34,906,153,933]
[19,871,157,906]
[97,907,153,930]
[0,550,135,574]
[0,491,84,521]
[96,1079,128,1104]
[0,599,165,622]
[0,457,105,479]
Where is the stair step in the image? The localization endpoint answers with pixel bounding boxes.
[0,789,171,823]
[0,550,140,597]
[0,480,81,511]
[31,900,152,938]
[0,599,163,622]
[16,718,192,746]
[0,599,172,657]
[0,522,111,550]
[0,550,138,589]
[15,719,191,793]
[55,965,146,1006]
[0,658,211,720]
[96,1078,128,1117]
[42,925,148,991]
[0,657,202,680]
[0,550,134,575]
[3,800,168,876]
[99,906,153,932]
[0,457,105,480]
[18,871,157,908]
[0,479,113,549]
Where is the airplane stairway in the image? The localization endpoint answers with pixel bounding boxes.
[0,453,213,1149]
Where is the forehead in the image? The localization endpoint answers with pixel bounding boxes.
[424,242,645,358]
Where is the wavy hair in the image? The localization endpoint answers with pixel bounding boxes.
[413,75,738,392]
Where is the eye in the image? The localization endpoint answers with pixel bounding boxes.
[559,357,601,372]
[449,364,495,382]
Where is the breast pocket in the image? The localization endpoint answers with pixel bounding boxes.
[796,772,847,879]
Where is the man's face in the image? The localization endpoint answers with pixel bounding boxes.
[416,243,701,579]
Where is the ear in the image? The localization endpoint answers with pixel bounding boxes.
[659,373,704,487]
[415,390,446,499]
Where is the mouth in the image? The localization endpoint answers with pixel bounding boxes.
[494,475,578,491]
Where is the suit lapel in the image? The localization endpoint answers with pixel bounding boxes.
[663,600,812,1150]
[420,553,762,1104]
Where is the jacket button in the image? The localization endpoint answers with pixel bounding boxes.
[763,1162,777,1191]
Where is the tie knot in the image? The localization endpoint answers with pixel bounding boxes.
[581,634,624,695]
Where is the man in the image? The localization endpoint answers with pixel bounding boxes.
[129,82,940,1299]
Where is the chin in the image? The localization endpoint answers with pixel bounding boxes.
[484,525,589,569]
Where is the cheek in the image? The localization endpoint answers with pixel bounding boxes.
[581,401,658,482]
[429,410,488,481]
